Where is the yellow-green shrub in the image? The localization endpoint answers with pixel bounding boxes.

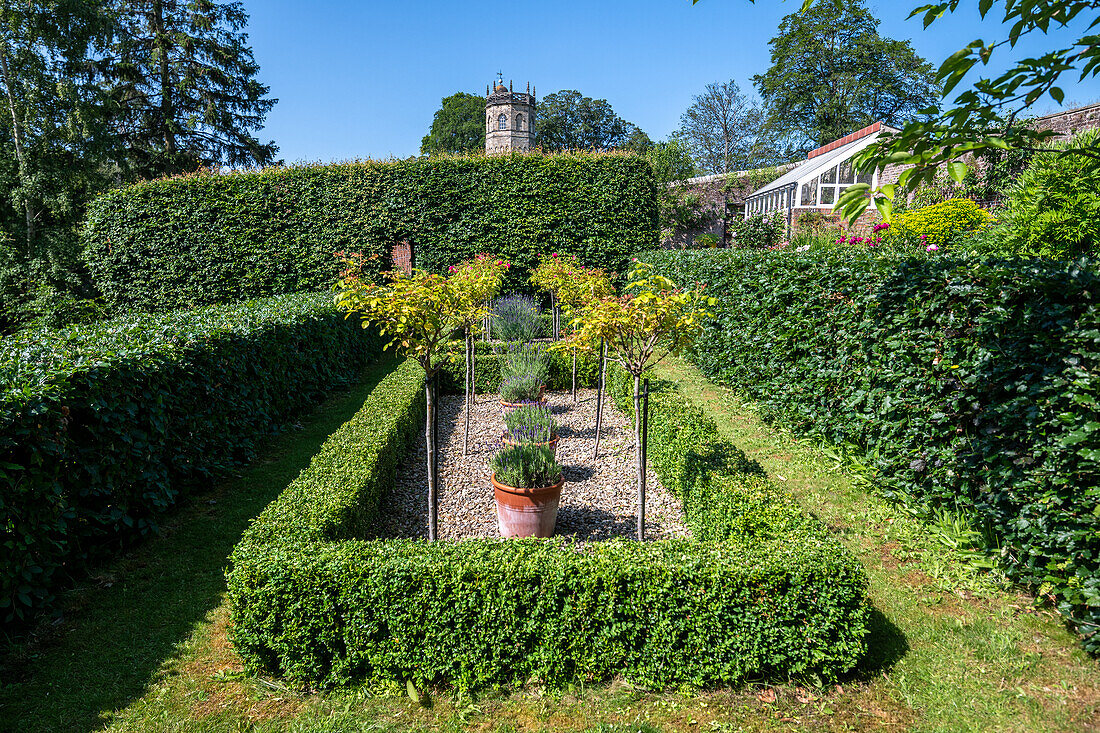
[887,198,993,247]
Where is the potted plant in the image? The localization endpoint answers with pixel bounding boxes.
[490,444,563,538]
[500,374,546,411]
[501,404,559,457]
[498,342,549,411]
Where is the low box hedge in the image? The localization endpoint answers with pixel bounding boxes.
[643,247,1100,652]
[0,292,378,625]
[435,341,601,395]
[227,358,869,692]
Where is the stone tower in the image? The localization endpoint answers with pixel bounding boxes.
[485,78,535,155]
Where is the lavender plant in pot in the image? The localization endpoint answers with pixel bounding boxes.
[502,404,559,457]
[499,343,549,411]
[490,444,563,538]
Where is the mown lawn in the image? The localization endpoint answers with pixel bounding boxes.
[1,356,1096,733]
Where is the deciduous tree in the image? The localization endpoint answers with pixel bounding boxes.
[535,89,642,151]
[751,0,939,158]
[420,91,486,155]
[677,79,777,173]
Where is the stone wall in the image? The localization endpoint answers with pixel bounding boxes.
[658,166,796,248]
[1032,102,1100,139]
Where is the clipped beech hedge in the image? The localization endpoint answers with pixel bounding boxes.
[645,247,1100,652]
[82,153,658,311]
[0,292,378,625]
[227,359,868,692]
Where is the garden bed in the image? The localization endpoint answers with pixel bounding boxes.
[375,388,688,541]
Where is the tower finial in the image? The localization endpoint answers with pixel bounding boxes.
[509,79,513,92]
[527,81,530,94]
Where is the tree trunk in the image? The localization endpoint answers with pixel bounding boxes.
[572,348,577,402]
[592,339,605,460]
[463,331,471,457]
[426,372,438,541]
[633,373,645,541]
[0,46,36,255]
[152,0,176,161]
[551,292,559,341]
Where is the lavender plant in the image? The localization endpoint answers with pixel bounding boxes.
[500,342,549,384]
[492,295,543,342]
[500,374,543,404]
[503,404,558,443]
[490,444,561,489]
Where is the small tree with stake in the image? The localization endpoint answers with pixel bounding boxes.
[557,261,712,540]
[530,252,581,341]
[556,263,614,402]
[335,255,464,541]
[449,255,510,455]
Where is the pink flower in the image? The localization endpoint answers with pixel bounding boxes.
[448,265,455,272]
[920,234,927,241]
[551,253,559,258]
[926,244,939,252]
[874,237,882,243]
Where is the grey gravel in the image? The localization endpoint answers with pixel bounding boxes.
[374,388,689,542]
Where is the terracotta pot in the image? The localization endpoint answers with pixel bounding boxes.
[499,386,547,414]
[500,431,559,458]
[492,472,563,538]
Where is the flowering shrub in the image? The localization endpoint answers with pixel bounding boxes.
[732,213,784,249]
[884,198,994,248]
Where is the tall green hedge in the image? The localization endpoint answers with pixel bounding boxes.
[82,153,658,311]
[227,359,868,692]
[0,292,378,626]
[645,247,1100,653]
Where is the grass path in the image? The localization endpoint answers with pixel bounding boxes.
[655,358,1099,733]
[1,357,1096,732]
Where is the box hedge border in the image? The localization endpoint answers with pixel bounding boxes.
[82,153,658,312]
[0,292,378,625]
[643,247,1100,653]
[226,355,869,693]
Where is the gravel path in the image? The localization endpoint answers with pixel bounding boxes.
[375,388,689,542]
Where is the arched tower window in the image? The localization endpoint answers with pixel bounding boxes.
[487,115,491,131]
[515,114,524,131]
[498,113,507,130]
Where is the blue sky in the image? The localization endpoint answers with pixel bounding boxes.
[245,0,1099,163]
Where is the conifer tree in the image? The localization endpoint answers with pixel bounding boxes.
[104,0,277,177]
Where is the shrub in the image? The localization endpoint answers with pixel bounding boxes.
[492,295,543,341]
[82,154,658,311]
[227,359,869,692]
[490,444,561,488]
[732,213,784,249]
[0,292,378,625]
[884,198,993,248]
[979,129,1100,258]
[645,247,1100,653]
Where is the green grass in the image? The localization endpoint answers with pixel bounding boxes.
[1,356,1096,733]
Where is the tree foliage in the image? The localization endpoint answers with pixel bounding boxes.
[420,91,485,155]
[104,0,278,178]
[677,80,779,173]
[535,89,642,151]
[752,0,939,158]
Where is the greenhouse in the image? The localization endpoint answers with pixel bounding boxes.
[745,121,895,220]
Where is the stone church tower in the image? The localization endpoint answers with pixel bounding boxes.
[485,78,535,155]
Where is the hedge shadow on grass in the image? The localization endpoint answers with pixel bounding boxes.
[0,359,398,733]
